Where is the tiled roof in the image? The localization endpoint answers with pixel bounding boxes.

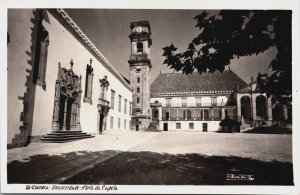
[150,70,247,97]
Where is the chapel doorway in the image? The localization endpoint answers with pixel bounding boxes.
[58,94,75,130]
[99,113,104,134]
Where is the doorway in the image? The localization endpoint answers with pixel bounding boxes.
[166,112,170,120]
[202,123,208,132]
[163,123,168,131]
[58,95,74,130]
[99,113,104,134]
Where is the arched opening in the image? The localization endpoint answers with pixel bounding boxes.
[187,110,192,119]
[58,89,75,131]
[201,110,209,119]
[183,110,192,120]
[256,95,267,120]
[241,96,251,121]
[137,42,143,53]
[152,107,159,120]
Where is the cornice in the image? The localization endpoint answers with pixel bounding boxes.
[47,9,133,91]
[151,90,233,98]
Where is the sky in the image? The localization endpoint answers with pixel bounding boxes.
[65,9,276,84]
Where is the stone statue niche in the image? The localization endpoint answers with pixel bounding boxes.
[52,61,82,131]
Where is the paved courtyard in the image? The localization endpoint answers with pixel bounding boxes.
[7,131,293,185]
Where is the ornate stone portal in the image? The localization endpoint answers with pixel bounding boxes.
[52,60,82,131]
[98,76,110,133]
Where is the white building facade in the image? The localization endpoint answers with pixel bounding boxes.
[7,9,132,148]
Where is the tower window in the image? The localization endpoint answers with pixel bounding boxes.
[137,97,140,104]
[137,42,143,53]
[137,77,140,83]
[137,87,140,93]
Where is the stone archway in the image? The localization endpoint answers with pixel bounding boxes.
[152,107,159,120]
[52,63,82,131]
[241,96,251,121]
[256,95,267,120]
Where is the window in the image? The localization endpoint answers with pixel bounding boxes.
[189,123,194,129]
[137,77,140,83]
[129,102,132,115]
[99,76,110,101]
[196,97,202,106]
[166,98,171,107]
[124,99,127,114]
[137,87,140,93]
[111,90,115,109]
[211,97,217,106]
[118,118,120,129]
[110,116,113,129]
[100,87,105,100]
[118,95,122,112]
[124,119,126,129]
[33,9,49,90]
[182,98,187,107]
[137,42,143,52]
[137,97,140,104]
[84,60,94,104]
[176,123,181,129]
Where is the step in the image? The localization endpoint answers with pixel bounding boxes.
[51,131,83,134]
[46,132,88,136]
[40,136,94,143]
[42,134,92,139]
[40,135,94,142]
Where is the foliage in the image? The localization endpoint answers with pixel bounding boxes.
[162,10,292,102]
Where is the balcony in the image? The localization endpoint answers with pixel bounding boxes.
[97,98,110,109]
[162,117,222,121]
[129,54,150,62]
[163,102,218,107]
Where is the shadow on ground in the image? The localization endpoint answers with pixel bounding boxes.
[8,150,293,185]
[7,150,119,184]
[243,126,292,134]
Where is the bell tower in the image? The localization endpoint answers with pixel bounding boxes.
[128,21,152,131]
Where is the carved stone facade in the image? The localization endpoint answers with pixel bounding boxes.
[52,60,82,131]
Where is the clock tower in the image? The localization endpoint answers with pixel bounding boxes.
[128,21,152,131]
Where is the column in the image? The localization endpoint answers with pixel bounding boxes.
[169,108,171,120]
[267,97,273,121]
[252,96,257,120]
[158,107,162,121]
[282,104,288,120]
[149,107,152,120]
[193,109,196,120]
[52,82,60,131]
[62,99,68,130]
[237,95,241,120]
[211,108,214,120]
[221,108,225,119]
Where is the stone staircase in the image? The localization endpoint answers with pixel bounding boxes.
[40,131,94,143]
[145,121,161,132]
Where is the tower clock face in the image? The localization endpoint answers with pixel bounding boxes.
[135,26,143,33]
